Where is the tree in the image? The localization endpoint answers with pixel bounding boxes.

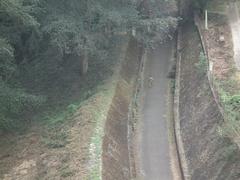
[193,0,210,11]
[0,0,179,131]
[135,0,178,47]
[0,38,15,81]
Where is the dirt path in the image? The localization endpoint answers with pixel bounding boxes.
[227,1,240,69]
[140,42,173,180]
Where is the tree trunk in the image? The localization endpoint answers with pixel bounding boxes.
[80,51,88,75]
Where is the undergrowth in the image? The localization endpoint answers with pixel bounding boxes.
[88,80,116,180]
[0,81,46,132]
[21,39,122,153]
[204,0,240,148]
[40,103,79,148]
[217,85,240,146]
[195,51,207,77]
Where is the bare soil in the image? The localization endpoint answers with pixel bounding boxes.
[205,14,234,80]
[0,92,110,180]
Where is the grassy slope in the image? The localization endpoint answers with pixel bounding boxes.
[87,40,129,179]
[0,37,129,179]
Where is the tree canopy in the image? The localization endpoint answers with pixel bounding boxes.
[0,0,178,131]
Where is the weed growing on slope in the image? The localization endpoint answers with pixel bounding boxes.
[195,51,207,77]
[88,87,115,180]
[39,103,81,148]
[42,129,68,148]
[60,165,76,178]
[217,86,240,147]
[170,79,175,94]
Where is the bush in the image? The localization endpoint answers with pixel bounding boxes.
[193,0,210,10]
[0,81,46,131]
[195,51,207,76]
[218,89,240,147]
[0,38,15,81]
[0,0,179,132]
[135,16,179,48]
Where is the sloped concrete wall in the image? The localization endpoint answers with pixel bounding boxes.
[102,38,143,180]
[177,23,240,180]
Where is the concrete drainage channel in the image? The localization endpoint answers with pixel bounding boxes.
[102,37,143,180]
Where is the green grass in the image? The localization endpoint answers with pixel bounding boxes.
[87,38,128,180]
[42,103,80,126]
[216,81,240,145]
[170,79,175,94]
[60,165,76,178]
[38,102,81,149]
[42,130,68,148]
[88,86,116,180]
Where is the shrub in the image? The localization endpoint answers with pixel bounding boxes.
[0,81,46,131]
[0,38,15,81]
[195,51,207,76]
[218,89,240,147]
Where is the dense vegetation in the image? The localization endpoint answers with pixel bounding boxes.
[193,0,210,9]
[0,0,178,131]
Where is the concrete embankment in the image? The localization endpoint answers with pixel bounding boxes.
[176,23,240,180]
[102,38,143,180]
